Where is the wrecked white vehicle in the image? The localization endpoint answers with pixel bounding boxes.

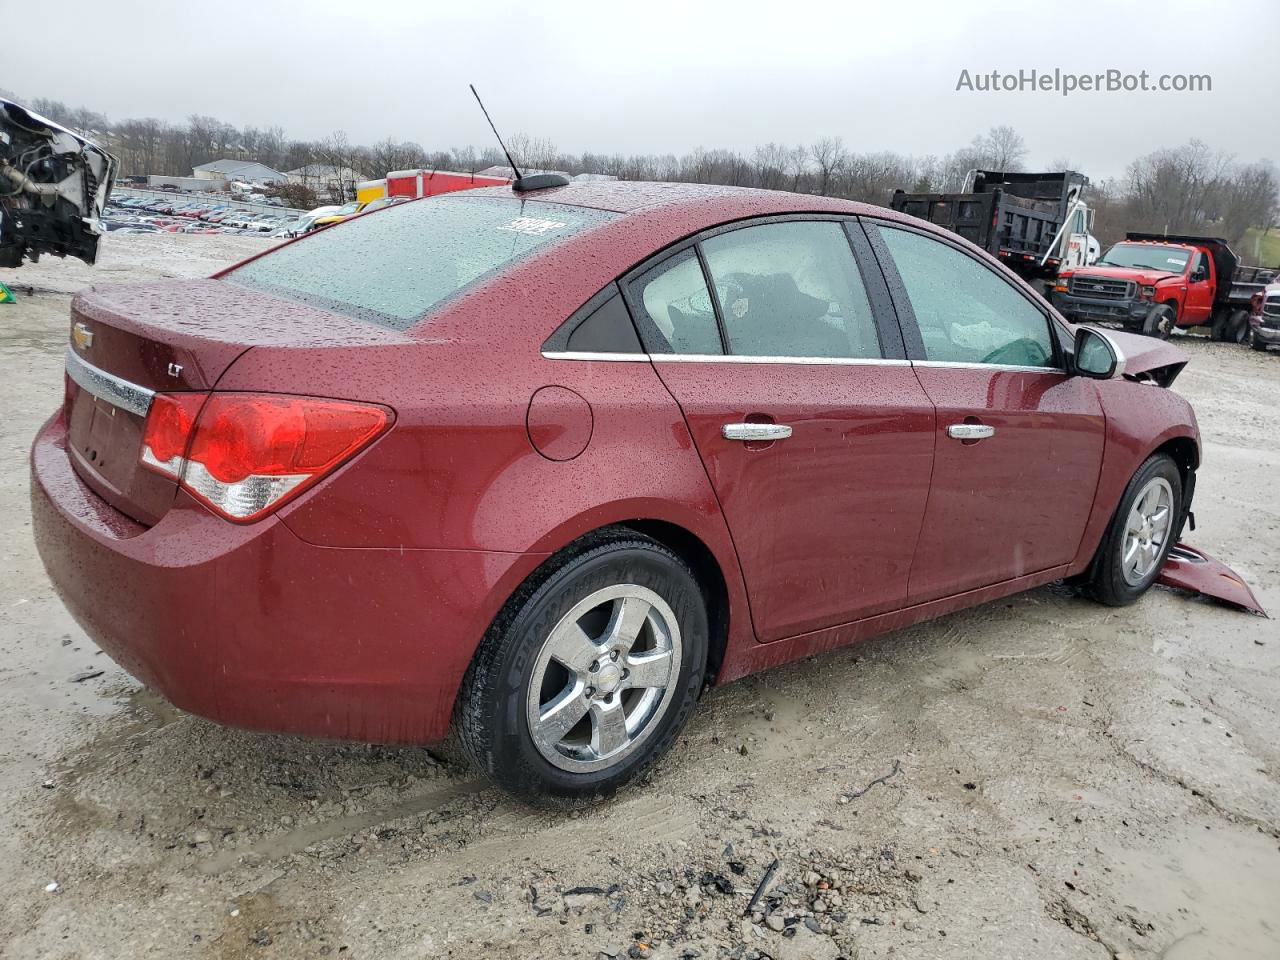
[1,98,117,268]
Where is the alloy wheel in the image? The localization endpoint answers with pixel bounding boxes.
[1121,477,1175,585]
[526,584,682,773]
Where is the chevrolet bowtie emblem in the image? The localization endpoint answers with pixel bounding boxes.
[72,322,94,352]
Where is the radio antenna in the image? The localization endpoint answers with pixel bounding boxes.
[470,84,522,181]
[467,84,569,192]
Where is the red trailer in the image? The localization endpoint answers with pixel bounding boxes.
[386,168,510,200]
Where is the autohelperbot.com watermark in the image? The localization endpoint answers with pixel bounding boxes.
[955,68,1212,96]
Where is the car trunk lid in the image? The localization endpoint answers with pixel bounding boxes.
[63,278,409,526]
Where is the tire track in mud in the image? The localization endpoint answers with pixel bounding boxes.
[197,776,488,875]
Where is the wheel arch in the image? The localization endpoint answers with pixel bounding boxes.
[1152,433,1199,523]
[1153,433,1199,478]
[616,518,732,683]
[513,514,737,685]
[474,499,750,699]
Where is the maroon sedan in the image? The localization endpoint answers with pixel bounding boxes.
[33,182,1202,802]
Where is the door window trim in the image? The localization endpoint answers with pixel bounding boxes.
[617,213,910,364]
[861,217,1069,373]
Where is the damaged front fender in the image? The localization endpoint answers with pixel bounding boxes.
[0,98,117,268]
[1158,543,1268,616]
[1106,329,1189,386]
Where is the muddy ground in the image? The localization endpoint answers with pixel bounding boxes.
[1,235,1277,960]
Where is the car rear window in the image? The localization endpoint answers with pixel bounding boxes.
[225,195,618,329]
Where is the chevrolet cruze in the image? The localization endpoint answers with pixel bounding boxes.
[32,181,1200,802]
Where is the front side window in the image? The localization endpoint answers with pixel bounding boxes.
[879,226,1055,368]
[227,196,617,329]
[701,221,881,359]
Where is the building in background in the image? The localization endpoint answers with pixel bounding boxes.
[192,159,288,185]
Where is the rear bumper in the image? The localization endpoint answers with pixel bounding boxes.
[31,411,540,744]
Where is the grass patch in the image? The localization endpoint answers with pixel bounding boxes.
[1241,227,1280,266]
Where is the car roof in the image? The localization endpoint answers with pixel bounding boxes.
[463,180,887,221]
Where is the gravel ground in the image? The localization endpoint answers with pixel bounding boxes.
[1,235,1278,960]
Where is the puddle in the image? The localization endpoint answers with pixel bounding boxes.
[1096,821,1280,958]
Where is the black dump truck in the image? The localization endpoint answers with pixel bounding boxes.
[890,170,1097,286]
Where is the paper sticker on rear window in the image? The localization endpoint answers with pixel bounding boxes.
[497,217,568,236]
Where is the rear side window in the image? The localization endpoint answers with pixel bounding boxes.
[701,221,881,359]
[630,250,724,354]
[879,227,1055,368]
[226,196,617,329]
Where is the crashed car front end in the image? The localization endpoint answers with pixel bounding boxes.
[0,98,117,268]
[1250,283,1280,348]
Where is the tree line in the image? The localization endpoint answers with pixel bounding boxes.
[7,90,1277,252]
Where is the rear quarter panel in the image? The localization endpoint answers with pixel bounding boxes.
[216,340,758,679]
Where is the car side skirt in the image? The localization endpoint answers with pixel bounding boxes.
[716,565,1070,684]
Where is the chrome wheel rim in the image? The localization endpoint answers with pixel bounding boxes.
[1122,477,1174,586]
[526,584,682,773]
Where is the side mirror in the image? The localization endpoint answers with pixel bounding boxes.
[1190,268,1206,283]
[1073,326,1125,379]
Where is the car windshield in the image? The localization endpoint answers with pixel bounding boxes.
[226,195,617,329]
[1096,243,1191,272]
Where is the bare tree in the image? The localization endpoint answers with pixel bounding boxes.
[970,125,1028,171]
[752,142,789,191]
[809,137,845,196]
[786,146,809,192]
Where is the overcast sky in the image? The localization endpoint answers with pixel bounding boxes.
[7,0,1279,180]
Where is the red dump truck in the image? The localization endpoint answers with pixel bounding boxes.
[1052,232,1278,341]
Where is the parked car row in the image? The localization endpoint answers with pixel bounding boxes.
[103,195,305,237]
[299,195,411,234]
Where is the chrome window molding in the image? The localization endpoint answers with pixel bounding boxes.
[540,351,649,362]
[64,348,155,417]
[652,354,909,366]
[540,350,1066,373]
[912,360,1067,375]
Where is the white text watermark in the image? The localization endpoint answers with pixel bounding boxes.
[956,68,1212,96]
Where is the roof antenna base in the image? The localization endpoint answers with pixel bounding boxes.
[513,172,570,192]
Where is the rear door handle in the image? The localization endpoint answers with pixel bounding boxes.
[947,423,995,440]
[722,423,793,442]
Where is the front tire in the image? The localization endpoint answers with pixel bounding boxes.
[1252,334,1269,353]
[457,532,708,804]
[1086,454,1183,606]
[1142,304,1176,339]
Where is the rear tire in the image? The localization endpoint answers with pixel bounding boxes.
[1225,309,1250,344]
[457,531,708,804]
[1142,304,1176,339]
[1086,454,1183,606]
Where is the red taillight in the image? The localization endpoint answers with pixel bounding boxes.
[141,394,206,470]
[141,393,391,522]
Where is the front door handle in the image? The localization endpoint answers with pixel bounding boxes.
[947,423,995,440]
[722,423,793,442]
